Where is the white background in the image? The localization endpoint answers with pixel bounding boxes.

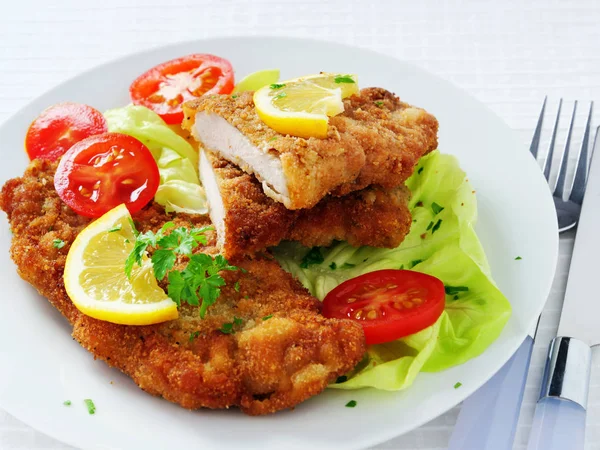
[1,0,600,448]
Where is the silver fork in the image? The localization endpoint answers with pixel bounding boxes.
[448,98,597,450]
[530,97,596,231]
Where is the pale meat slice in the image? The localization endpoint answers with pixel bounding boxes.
[199,149,413,259]
[182,88,438,210]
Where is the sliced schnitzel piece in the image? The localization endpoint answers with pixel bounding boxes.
[0,160,366,416]
[183,87,437,209]
[200,149,412,259]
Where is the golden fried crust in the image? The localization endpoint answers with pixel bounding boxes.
[205,153,412,258]
[290,184,413,248]
[0,160,366,415]
[183,92,365,210]
[183,88,437,207]
[330,87,438,195]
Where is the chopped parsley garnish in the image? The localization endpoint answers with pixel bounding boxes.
[410,259,422,268]
[268,136,278,142]
[345,400,357,407]
[84,399,96,415]
[515,256,522,260]
[220,317,243,334]
[108,224,122,233]
[300,247,324,268]
[341,262,356,269]
[336,375,348,383]
[231,94,238,99]
[417,167,424,175]
[270,83,286,89]
[329,262,337,270]
[432,202,444,215]
[453,295,459,300]
[125,222,237,318]
[426,221,434,231]
[334,75,355,84]
[454,382,462,389]
[234,281,240,292]
[374,100,384,107]
[53,239,65,249]
[445,285,469,295]
[273,92,287,100]
[63,400,71,406]
[262,314,273,321]
[189,331,200,342]
[432,219,442,234]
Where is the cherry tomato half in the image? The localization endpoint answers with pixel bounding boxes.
[129,54,235,125]
[25,102,107,161]
[54,132,160,218]
[322,270,445,345]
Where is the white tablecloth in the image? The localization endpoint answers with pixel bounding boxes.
[1,0,600,448]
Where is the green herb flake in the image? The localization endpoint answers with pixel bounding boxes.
[273,92,287,100]
[262,314,273,321]
[189,331,200,342]
[399,265,404,270]
[410,259,422,269]
[453,295,459,300]
[345,400,357,408]
[426,221,434,231]
[334,75,356,84]
[63,400,71,406]
[445,285,469,295]
[234,281,240,292]
[432,219,442,234]
[108,224,122,233]
[454,382,462,389]
[270,83,286,89]
[220,317,243,334]
[53,239,65,249]
[374,100,384,108]
[432,202,445,215]
[329,262,337,270]
[269,136,278,142]
[84,399,96,415]
[336,375,348,384]
[300,247,324,268]
[515,256,522,260]
[231,94,238,99]
[417,167,424,175]
[341,263,356,269]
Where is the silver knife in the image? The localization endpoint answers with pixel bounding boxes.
[526,131,600,450]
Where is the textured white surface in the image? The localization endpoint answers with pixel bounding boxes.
[1,0,599,449]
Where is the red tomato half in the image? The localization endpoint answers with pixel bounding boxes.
[130,54,235,125]
[54,133,160,218]
[322,270,445,345]
[25,102,107,161]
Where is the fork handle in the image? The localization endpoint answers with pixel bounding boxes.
[447,336,533,450]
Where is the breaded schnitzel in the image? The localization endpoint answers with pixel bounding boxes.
[0,160,365,415]
[183,88,438,209]
[200,149,413,259]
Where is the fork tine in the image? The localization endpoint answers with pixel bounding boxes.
[555,101,578,198]
[570,102,594,205]
[543,99,563,181]
[530,96,547,158]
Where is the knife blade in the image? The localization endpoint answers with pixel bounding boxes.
[527,126,600,450]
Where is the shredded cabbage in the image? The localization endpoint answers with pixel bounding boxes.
[273,151,511,390]
[104,105,207,214]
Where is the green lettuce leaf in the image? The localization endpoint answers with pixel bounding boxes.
[273,151,511,390]
[104,105,207,214]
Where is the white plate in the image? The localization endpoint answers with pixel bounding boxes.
[0,37,557,450]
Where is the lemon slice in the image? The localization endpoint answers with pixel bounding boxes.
[232,68,280,93]
[253,73,359,139]
[64,204,178,325]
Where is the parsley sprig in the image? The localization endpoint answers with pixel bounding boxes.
[125,221,237,318]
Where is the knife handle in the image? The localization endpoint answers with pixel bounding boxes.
[447,336,534,450]
[526,397,586,450]
[526,336,592,450]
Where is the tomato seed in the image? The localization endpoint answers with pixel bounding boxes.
[367,310,377,320]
